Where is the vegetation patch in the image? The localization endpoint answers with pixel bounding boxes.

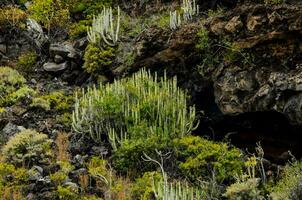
[0,66,35,107]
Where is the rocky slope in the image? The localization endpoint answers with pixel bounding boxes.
[1,1,302,162]
[1,0,302,199]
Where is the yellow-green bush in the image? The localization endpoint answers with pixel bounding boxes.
[57,185,79,200]
[0,5,27,30]
[63,0,112,15]
[83,43,115,74]
[1,129,53,166]
[68,20,90,39]
[0,163,29,187]
[0,163,29,199]
[264,0,284,5]
[30,90,74,111]
[0,66,35,107]
[174,136,243,183]
[112,136,172,175]
[50,171,68,185]
[87,157,110,181]
[270,161,302,200]
[29,0,70,33]
[17,51,37,72]
[224,178,263,200]
[131,171,162,200]
[87,156,133,200]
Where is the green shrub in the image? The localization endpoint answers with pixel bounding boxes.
[1,129,53,166]
[0,66,34,107]
[0,163,29,198]
[195,28,220,72]
[0,5,27,31]
[30,90,74,112]
[224,178,263,200]
[131,171,161,200]
[63,0,112,15]
[112,136,172,175]
[264,0,284,5]
[0,107,5,113]
[68,20,90,39]
[270,161,302,200]
[50,171,68,185]
[174,136,243,183]
[57,185,79,200]
[17,51,37,72]
[289,178,302,200]
[29,0,70,34]
[87,156,132,199]
[87,156,111,181]
[7,86,35,105]
[72,69,197,150]
[0,163,29,187]
[83,43,115,74]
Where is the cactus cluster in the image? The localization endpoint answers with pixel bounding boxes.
[169,11,181,30]
[87,6,120,46]
[169,0,199,30]
[153,179,205,200]
[181,0,199,22]
[72,69,197,150]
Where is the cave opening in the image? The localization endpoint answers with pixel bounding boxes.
[193,88,302,164]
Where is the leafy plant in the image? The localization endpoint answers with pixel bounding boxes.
[112,136,172,175]
[57,185,79,200]
[17,51,37,72]
[142,150,206,200]
[0,66,34,107]
[30,90,74,111]
[264,0,284,5]
[270,161,302,200]
[29,0,70,35]
[0,5,27,31]
[224,178,263,200]
[131,171,162,200]
[50,171,68,185]
[1,129,53,167]
[87,157,132,199]
[174,136,243,183]
[83,43,115,74]
[0,163,29,199]
[153,179,206,200]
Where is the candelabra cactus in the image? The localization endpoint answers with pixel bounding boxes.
[87,6,120,46]
[72,69,198,150]
[169,11,181,30]
[182,0,199,22]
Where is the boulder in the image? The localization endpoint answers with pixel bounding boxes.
[224,16,243,33]
[26,18,48,49]
[43,62,68,72]
[0,122,24,143]
[49,42,79,59]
